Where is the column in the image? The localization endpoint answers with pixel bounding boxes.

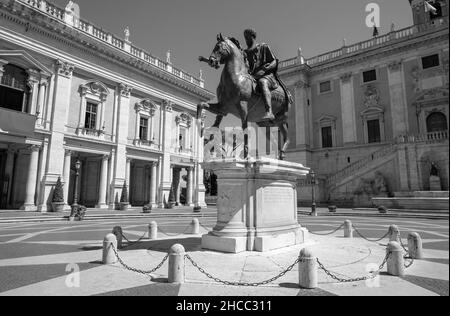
[294,81,309,147]
[4,147,15,208]
[397,145,409,191]
[21,145,40,212]
[26,70,40,115]
[160,100,174,205]
[339,73,357,144]
[63,150,72,210]
[293,80,312,165]
[406,145,420,191]
[112,83,132,209]
[125,158,131,186]
[0,60,6,81]
[388,60,409,138]
[36,79,48,124]
[186,167,194,206]
[175,168,181,206]
[42,60,74,212]
[149,162,158,208]
[77,87,87,132]
[96,155,109,209]
[194,111,207,208]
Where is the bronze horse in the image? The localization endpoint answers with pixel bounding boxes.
[198,34,293,160]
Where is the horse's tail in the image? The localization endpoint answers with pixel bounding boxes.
[274,60,292,115]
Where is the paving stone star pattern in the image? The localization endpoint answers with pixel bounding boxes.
[0,215,447,296]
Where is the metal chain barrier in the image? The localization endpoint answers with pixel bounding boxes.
[352,224,390,242]
[121,231,148,247]
[199,223,213,233]
[309,223,345,236]
[111,244,169,275]
[158,225,192,237]
[185,254,301,287]
[317,252,391,283]
[398,236,415,269]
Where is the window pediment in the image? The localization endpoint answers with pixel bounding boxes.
[135,99,158,116]
[361,106,384,118]
[0,50,52,77]
[175,112,193,127]
[316,114,337,124]
[413,88,449,105]
[80,81,109,100]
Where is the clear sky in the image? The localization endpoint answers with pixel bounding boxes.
[51,0,415,125]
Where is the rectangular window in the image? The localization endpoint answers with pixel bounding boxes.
[422,54,440,69]
[363,69,377,83]
[84,102,98,130]
[319,81,332,94]
[321,126,333,148]
[139,117,149,141]
[179,127,187,150]
[367,119,381,143]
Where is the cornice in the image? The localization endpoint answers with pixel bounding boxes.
[279,28,449,77]
[0,3,215,100]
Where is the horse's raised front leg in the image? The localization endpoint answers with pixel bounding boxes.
[212,115,224,129]
[197,102,227,119]
[278,122,290,160]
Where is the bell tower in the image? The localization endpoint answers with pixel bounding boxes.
[409,0,449,25]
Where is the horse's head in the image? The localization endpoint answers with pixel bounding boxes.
[207,33,241,69]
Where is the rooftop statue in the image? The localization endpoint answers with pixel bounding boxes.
[198,30,293,160]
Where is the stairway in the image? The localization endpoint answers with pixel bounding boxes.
[372,191,449,211]
[326,143,397,190]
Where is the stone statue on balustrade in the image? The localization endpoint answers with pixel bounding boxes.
[429,162,442,191]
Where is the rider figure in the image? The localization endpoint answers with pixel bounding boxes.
[243,29,278,122]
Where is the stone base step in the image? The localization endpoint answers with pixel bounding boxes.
[394,191,449,198]
[372,197,449,211]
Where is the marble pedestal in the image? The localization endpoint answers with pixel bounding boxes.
[202,158,310,253]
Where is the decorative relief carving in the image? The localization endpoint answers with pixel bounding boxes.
[56,60,74,78]
[118,83,132,98]
[175,112,193,127]
[162,100,173,112]
[340,72,352,83]
[295,80,309,89]
[135,99,158,116]
[363,85,381,108]
[80,81,109,99]
[388,60,402,71]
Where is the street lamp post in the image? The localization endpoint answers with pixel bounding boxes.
[72,159,81,210]
[310,170,317,216]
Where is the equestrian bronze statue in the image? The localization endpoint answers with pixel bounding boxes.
[198,31,293,160]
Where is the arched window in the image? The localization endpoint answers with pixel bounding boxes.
[426,112,448,133]
[0,64,30,112]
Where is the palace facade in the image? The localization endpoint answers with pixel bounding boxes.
[279,0,449,207]
[0,0,214,211]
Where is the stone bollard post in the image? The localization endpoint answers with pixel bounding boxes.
[102,233,118,265]
[190,218,200,234]
[112,226,123,249]
[168,244,185,284]
[148,221,158,240]
[298,248,317,289]
[386,241,405,277]
[389,225,400,242]
[344,220,353,238]
[408,232,423,259]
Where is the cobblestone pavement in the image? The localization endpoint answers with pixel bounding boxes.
[0,214,447,296]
